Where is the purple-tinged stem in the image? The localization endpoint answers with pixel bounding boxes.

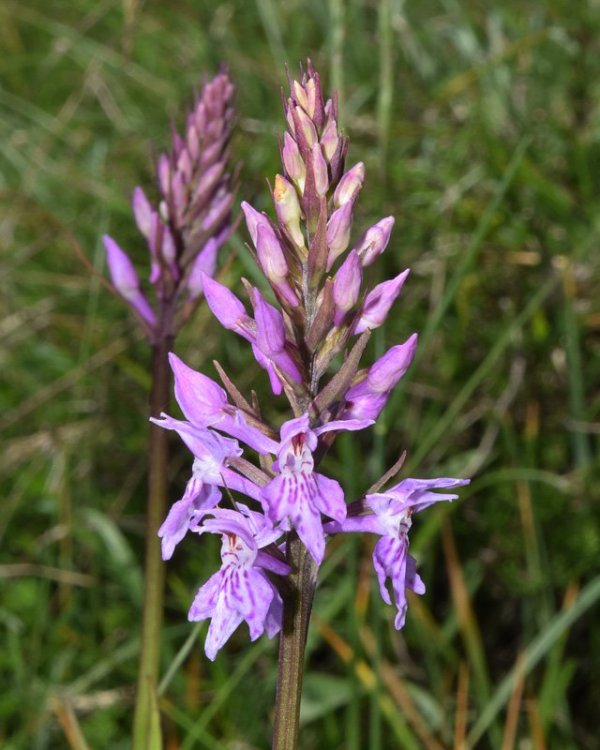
[132,330,173,750]
[272,536,318,750]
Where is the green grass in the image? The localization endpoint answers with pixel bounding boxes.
[1,0,599,748]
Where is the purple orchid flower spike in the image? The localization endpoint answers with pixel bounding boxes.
[189,506,290,660]
[260,414,372,563]
[156,61,472,705]
[103,70,236,341]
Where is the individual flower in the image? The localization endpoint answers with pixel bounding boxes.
[260,414,372,563]
[327,477,470,628]
[189,506,290,660]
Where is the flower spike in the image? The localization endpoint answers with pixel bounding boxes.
[156,62,471,664]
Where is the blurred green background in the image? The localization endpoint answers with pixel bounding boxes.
[1,0,599,748]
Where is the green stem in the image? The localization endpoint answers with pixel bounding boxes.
[132,333,173,750]
[272,536,318,750]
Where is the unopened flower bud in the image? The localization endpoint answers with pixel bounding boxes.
[369,334,418,392]
[132,187,153,239]
[200,138,225,169]
[103,235,156,326]
[273,175,304,247]
[320,118,339,161]
[282,133,306,190]
[294,106,318,148]
[168,352,228,425]
[326,202,354,269]
[304,77,317,119]
[103,235,139,297]
[253,289,285,353]
[202,191,232,232]
[161,225,177,267]
[149,215,177,278]
[241,201,271,247]
[311,144,329,196]
[333,250,362,324]
[176,146,193,182]
[256,224,289,282]
[171,172,186,223]
[355,217,395,266]
[157,154,171,196]
[342,334,418,421]
[285,99,297,137]
[193,161,225,206]
[201,273,253,339]
[292,80,309,111]
[353,270,410,334]
[333,162,365,208]
[186,122,199,160]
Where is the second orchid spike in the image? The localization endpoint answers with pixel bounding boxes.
[104,69,237,340]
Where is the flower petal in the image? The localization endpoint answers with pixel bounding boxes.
[158,478,220,560]
[204,593,244,661]
[231,568,275,641]
[313,418,374,436]
[169,353,228,426]
[264,589,283,638]
[188,570,222,621]
[261,473,326,563]
[294,498,326,564]
[218,412,280,455]
[313,473,346,523]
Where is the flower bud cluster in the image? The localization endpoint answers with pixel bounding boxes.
[103,71,235,338]
[157,63,470,659]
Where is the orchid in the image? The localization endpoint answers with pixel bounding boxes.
[260,414,372,563]
[154,62,470,749]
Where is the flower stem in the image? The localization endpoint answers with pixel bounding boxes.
[132,333,173,750]
[272,536,318,750]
